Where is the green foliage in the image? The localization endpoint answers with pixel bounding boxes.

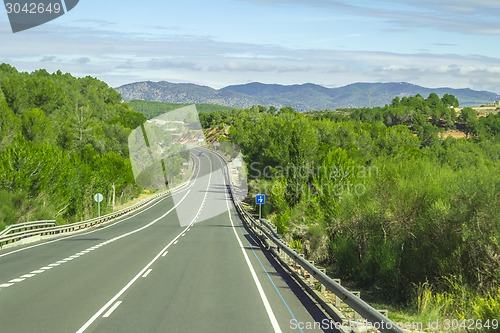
[200,93,500,307]
[129,100,234,120]
[414,279,500,331]
[459,107,480,136]
[0,64,145,227]
[473,288,500,332]
[442,93,460,108]
[479,112,500,141]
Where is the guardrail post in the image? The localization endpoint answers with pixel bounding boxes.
[215,150,405,333]
[333,279,342,307]
[297,255,304,273]
[319,268,327,293]
[378,309,389,317]
[308,261,315,284]
[0,186,183,248]
[352,291,362,321]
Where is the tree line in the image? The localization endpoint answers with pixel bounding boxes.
[199,99,499,321]
[0,64,145,229]
[1,65,497,322]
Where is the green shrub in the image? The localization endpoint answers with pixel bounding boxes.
[473,288,500,333]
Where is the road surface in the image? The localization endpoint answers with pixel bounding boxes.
[0,150,337,333]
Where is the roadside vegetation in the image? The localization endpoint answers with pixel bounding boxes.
[129,100,234,119]
[1,64,498,328]
[198,98,500,329]
[0,64,145,229]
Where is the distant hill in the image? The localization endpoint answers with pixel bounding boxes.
[128,100,234,119]
[116,81,500,111]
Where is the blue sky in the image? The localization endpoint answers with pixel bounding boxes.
[1,0,499,92]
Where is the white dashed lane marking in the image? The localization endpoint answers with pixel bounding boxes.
[0,187,197,291]
[0,238,121,290]
[102,301,122,318]
[142,269,152,278]
[0,210,193,290]
[20,274,36,278]
[0,171,200,294]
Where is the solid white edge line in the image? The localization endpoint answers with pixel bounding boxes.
[0,173,196,259]
[102,301,122,318]
[0,154,202,285]
[76,153,211,333]
[218,154,282,333]
[75,217,198,332]
[0,155,202,291]
[75,214,194,332]
[0,156,201,287]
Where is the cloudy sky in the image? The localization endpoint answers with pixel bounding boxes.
[1,0,499,92]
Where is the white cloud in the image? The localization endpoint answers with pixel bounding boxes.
[147,58,201,71]
[74,57,90,65]
[2,16,499,93]
[40,55,57,62]
[242,0,500,35]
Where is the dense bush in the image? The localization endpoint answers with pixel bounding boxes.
[198,98,500,311]
[0,64,145,225]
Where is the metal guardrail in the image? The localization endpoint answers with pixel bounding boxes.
[0,190,168,248]
[210,148,404,333]
[235,203,404,333]
[0,154,199,249]
[0,170,195,249]
[0,220,57,238]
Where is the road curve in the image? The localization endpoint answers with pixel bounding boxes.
[0,149,337,333]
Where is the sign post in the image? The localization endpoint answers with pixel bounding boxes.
[255,194,265,220]
[93,193,104,217]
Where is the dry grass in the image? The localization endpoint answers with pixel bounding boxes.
[455,107,500,116]
[113,191,161,212]
[439,130,467,139]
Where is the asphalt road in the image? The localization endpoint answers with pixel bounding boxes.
[0,150,338,333]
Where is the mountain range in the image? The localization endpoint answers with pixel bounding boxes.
[115,81,500,111]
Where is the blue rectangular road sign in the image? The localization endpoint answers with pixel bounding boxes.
[256,194,265,205]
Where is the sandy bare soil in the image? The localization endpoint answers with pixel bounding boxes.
[439,130,467,139]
